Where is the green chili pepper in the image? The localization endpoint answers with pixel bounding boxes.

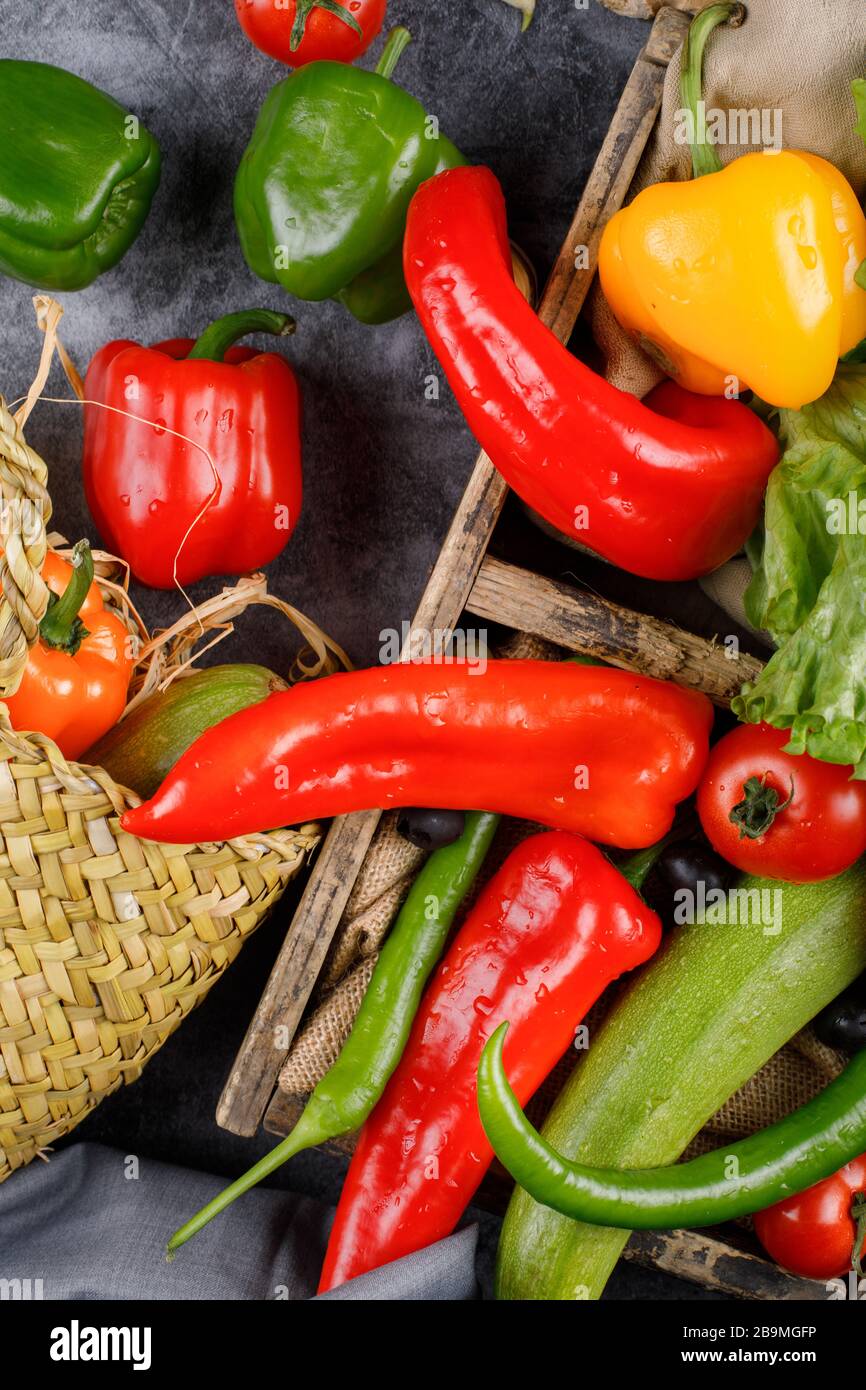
[0,61,161,292]
[167,809,500,1255]
[233,27,465,325]
[478,1021,866,1230]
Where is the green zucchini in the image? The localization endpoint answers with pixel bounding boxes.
[496,863,866,1300]
[85,664,285,799]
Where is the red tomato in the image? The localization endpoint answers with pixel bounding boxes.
[754,1155,866,1281]
[696,722,866,883]
[233,0,386,68]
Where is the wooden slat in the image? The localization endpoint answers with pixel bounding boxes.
[219,4,691,1139]
[467,555,763,705]
[542,4,691,341]
[215,809,380,1134]
[624,1230,829,1301]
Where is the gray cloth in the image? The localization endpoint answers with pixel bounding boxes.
[0,1143,479,1301]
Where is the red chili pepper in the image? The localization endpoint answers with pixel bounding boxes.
[317,830,662,1291]
[754,1153,866,1281]
[120,659,712,847]
[403,166,779,582]
[83,309,302,589]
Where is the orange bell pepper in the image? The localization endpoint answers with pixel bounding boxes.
[4,541,134,759]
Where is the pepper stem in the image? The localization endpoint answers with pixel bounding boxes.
[680,2,746,180]
[38,540,93,656]
[507,0,535,32]
[852,1191,866,1276]
[375,26,411,80]
[186,310,296,364]
[290,0,362,52]
[617,813,699,894]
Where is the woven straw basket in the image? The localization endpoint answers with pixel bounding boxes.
[0,303,344,1181]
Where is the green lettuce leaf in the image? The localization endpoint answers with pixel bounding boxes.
[734,365,866,775]
[854,78,866,149]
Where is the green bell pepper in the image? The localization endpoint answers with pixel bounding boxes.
[0,61,161,292]
[233,28,465,325]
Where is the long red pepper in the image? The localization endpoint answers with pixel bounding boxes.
[120,660,712,848]
[403,165,779,582]
[318,830,662,1292]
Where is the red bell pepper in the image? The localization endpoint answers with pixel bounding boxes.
[403,166,779,582]
[120,659,712,847]
[754,1153,866,1281]
[318,829,663,1291]
[83,309,302,589]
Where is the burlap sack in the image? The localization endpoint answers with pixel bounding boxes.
[279,0,863,1163]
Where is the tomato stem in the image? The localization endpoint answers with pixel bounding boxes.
[186,310,295,363]
[39,540,93,656]
[729,772,795,841]
[617,811,700,893]
[290,0,362,52]
[375,26,411,80]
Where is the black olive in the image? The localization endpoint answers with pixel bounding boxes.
[396,808,466,851]
[814,989,866,1052]
[644,840,734,931]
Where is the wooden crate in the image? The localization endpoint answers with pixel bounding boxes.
[216,3,825,1299]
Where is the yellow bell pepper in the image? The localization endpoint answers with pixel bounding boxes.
[598,5,866,410]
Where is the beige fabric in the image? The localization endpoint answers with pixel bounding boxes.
[280,955,379,1096]
[593,0,866,396]
[322,812,426,986]
[699,556,773,645]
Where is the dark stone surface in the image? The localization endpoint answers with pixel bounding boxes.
[2,0,647,670]
[0,0,750,1299]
